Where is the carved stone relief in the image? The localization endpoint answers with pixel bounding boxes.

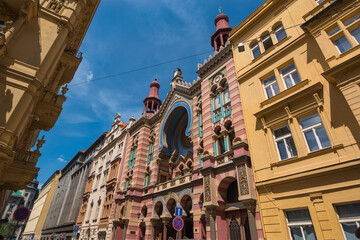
[204,175,211,202]
[238,164,249,195]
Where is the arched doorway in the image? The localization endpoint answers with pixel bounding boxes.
[180,195,193,239]
[219,177,251,240]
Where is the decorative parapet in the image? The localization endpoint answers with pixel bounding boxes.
[153,174,194,194]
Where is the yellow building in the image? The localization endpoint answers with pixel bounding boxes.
[229,0,360,239]
[23,171,61,240]
[0,0,100,208]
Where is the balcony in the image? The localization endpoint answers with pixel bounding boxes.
[3,150,40,189]
[106,177,116,190]
[33,90,67,131]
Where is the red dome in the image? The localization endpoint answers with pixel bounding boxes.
[214,13,229,25]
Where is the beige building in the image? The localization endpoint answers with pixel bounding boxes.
[77,114,128,240]
[229,0,360,239]
[0,0,100,208]
[22,171,61,240]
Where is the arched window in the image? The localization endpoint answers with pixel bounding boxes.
[262,33,274,50]
[274,24,287,42]
[251,42,261,58]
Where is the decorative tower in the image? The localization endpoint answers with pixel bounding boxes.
[143,78,161,115]
[211,9,232,51]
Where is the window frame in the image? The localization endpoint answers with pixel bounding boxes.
[299,113,331,152]
[333,35,352,54]
[280,63,301,89]
[273,125,298,160]
[250,42,261,59]
[263,74,280,99]
[335,202,360,240]
[262,33,274,51]
[274,24,287,42]
[327,12,360,54]
[286,209,317,240]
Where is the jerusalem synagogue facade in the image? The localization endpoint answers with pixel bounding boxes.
[76,12,264,240]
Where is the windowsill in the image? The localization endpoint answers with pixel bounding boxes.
[326,44,360,63]
[336,43,360,59]
[270,144,343,168]
[260,79,309,108]
[251,36,292,64]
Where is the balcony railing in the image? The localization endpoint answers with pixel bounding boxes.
[213,108,221,123]
[15,150,41,165]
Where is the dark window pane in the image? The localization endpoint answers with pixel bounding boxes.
[334,36,352,53]
[304,130,319,151]
[303,225,317,240]
[274,126,291,138]
[315,126,330,148]
[341,222,358,240]
[286,209,312,222]
[262,34,274,50]
[336,203,360,218]
[351,27,360,43]
[289,226,303,240]
[300,114,321,128]
[277,141,288,160]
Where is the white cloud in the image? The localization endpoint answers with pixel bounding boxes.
[57,155,67,163]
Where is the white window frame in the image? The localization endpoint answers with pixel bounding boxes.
[273,125,297,160]
[287,217,315,240]
[350,26,360,44]
[251,42,261,59]
[335,203,360,240]
[333,35,352,54]
[300,113,330,152]
[263,75,279,99]
[281,63,301,89]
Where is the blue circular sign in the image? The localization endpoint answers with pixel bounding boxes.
[13,207,30,221]
[172,217,184,231]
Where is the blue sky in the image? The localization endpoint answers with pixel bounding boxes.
[36,0,264,186]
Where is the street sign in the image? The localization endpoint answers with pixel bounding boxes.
[175,206,183,217]
[72,225,79,238]
[13,207,30,222]
[172,217,184,232]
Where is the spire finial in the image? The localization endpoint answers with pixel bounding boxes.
[155,72,158,81]
[218,6,222,14]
